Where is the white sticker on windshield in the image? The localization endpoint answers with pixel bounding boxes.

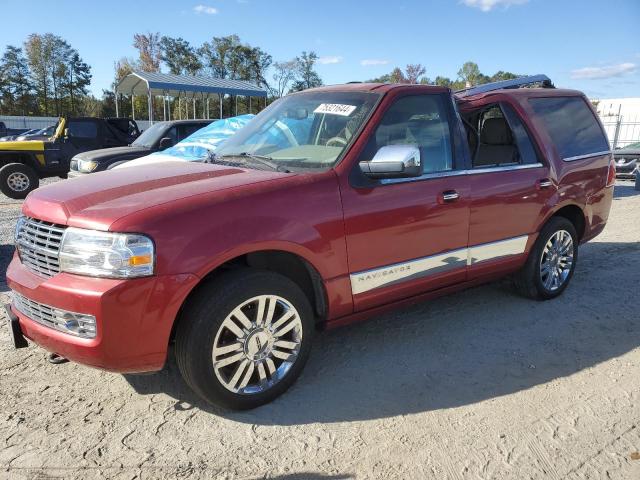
[314,103,357,116]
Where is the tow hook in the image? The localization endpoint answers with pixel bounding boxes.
[47,353,69,365]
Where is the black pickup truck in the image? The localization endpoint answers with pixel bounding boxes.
[0,117,139,199]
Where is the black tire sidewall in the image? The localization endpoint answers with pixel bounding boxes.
[0,163,39,199]
[176,269,315,410]
[532,217,578,299]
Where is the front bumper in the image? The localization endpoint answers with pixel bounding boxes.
[5,254,200,373]
[67,169,88,179]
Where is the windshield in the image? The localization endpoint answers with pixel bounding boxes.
[132,122,167,148]
[214,91,380,170]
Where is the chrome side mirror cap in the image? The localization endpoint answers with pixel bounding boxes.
[359,145,423,179]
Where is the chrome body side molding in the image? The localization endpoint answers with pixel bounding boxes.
[350,235,529,295]
[562,151,611,162]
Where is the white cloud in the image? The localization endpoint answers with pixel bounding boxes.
[193,4,218,14]
[570,63,636,80]
[360,59,389,66]
[318,56,343,65]
[462,0,528,12]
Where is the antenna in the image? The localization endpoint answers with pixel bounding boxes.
[455,74,553,98]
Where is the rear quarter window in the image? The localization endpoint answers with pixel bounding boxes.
[529,96,609,160]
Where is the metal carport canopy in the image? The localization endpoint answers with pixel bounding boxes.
[117,71,268,98]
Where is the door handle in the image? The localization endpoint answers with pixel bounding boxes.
[440,190,460,203]
[537,178,553,189]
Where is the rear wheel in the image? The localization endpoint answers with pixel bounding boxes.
[175,269,314,410]
[514,216,578,300]
[0,163,39,199]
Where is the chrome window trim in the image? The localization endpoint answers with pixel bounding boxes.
[379,162,544,184]
[562,150,611,162]
[350,234,529,295]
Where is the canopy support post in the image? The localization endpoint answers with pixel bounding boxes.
[235,95,238,116]
[206,97,210,119]
[168,95,171,120]
[249,97,252,114]
[148,92,153,124]
[115,93,119,117]
[163,93,167,121]
[131,94,135,120]
[219,93,223,118]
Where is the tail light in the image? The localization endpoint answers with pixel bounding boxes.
[606,159,616,187]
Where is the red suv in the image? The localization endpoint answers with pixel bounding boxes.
[5,76,614,409]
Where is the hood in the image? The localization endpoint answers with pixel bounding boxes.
[114,152,184,169]
[0,140,45,152]
[74,145,150,162]
[23,162,291,230]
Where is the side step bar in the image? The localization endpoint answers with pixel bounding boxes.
[455,74,553,98]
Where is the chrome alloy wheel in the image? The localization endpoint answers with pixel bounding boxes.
[539,230,574,291]
[7,172,30,192]
[212,295,303,395]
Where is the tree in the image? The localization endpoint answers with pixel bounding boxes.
[405,64,427,84]
[291,51,322,91]
[199,35,240,79]
[457,61,482,87]
[490,71,519,82]
[159,36,202,75]
[0,45,33,115]
[133,32,161,72]
[24,33,53,115]
[271,59,298,97]
[61,51,92,115]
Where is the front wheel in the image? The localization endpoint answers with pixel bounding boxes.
[514,216,578,300]
[0,163,39,199]
[175,269,314,410]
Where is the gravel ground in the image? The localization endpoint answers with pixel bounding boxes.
[1,180,639,480]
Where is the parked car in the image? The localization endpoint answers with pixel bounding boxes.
[114,115,254,170]
[0,121,6,137]
[67,120,212,176]
[0,117,139,199]
[0,128,37,142]
[12,125,57,142]
[5,76,615,410]
[613,141,640,179]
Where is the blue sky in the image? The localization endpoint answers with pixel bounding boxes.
[1,0,638,99]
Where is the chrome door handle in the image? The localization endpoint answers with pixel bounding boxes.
[441,191,460,202]
[538,179,553,189]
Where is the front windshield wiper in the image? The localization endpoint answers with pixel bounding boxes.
[217,152,291,173]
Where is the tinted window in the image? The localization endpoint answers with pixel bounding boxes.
[177,124,205,141]
[361,94,453,174]
[529,97,609,159]
[502,104,539,165]
[67,121,98,138]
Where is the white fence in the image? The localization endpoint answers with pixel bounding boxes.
[0,116,151,132]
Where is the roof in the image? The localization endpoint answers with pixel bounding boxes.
[117,71,268,98]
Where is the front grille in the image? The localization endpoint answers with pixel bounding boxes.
[15,217,66,277]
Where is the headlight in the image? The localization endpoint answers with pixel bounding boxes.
[76,159,98,173]
[59,228,154,278]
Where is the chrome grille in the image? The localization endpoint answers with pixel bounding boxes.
[15,217,66,277]
[12,292,59,331]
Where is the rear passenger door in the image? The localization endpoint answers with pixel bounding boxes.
[463,102,552,279]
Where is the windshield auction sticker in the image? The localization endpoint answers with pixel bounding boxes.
[314,104,357,116]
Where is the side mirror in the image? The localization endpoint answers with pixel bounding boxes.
[64,128,70,138]
[158,137,174,150]
[359,145,423,179]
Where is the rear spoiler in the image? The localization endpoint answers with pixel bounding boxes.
[455,74,554,98]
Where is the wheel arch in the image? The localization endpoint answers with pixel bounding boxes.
[169,248,329,344]
[548,203,586,241]
[0,151,42,172]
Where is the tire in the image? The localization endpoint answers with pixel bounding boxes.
[175,269,315,410]
[514,216,578,300]
[0,163,39,199]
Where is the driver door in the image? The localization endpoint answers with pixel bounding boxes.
[340,93,471,311]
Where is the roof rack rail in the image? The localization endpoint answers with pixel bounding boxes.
[455,74,553,98]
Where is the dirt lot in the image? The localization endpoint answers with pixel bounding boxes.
[1,180,639,480]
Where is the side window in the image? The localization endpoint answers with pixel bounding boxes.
[501,104,539,165]
[360,94,453,174]
[67,121,98,138]
[176,124,203,141]
[464,103,539,167]
[529,96,609,160]
[164,127,178,144]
